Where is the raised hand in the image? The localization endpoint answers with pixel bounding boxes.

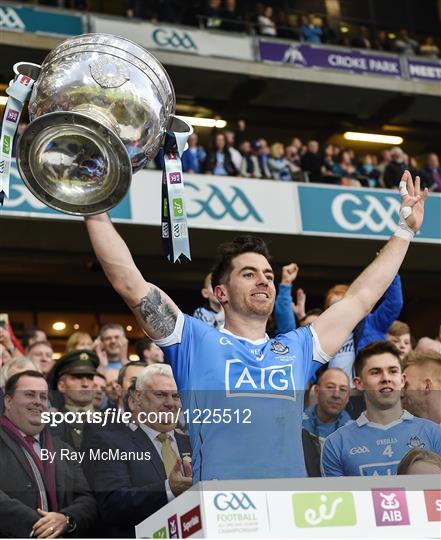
[292,288,306,320]
[399,170,429,233]
[281,263,299,285]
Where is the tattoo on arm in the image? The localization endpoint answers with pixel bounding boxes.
[133,287,177,337]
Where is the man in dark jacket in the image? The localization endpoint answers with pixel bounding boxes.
[84,364,192,538]
[301,140,323,182]
[384,147,406,189]
[0,370,96,538]
[420,153,441,192]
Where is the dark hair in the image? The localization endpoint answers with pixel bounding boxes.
[99,323,125,338]
[22,327,45,349]
[117,361,147,386]
[94,372,107,383]
[354,340,401,378]
[27,340,53,354]
[211,236,271,289]
[135,339,153,360]
[123,380,138,412]
[317,367,349,386]
[4,370,47,397]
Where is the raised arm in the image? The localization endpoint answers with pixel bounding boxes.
[84,214,179,340]
[313,171,427,357]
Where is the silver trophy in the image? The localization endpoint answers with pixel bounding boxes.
[14,33,183,215]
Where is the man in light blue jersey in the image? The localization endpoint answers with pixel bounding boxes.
[84,171,428,480]
[321,340,441,476]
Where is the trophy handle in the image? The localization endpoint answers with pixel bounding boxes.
[13,62,42,82]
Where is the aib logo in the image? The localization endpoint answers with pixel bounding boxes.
[187,182,263,222]
[153,28,197,51]
[332,193,400,233]
[371,489,410,526]
[169,172,182,184]
[6,109,19,123]
[214,492,256,511]
[168,514,179,538]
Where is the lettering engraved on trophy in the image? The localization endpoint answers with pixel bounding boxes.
[90,57,130,88]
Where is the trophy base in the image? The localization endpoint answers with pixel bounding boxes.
[17,111,132,216]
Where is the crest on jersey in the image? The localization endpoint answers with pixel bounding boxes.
[270,341,289,355]
[407,436,425,449]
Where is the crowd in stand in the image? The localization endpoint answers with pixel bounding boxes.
[0,260,440,536]
[36,1,441,59]
[151,122,441,192]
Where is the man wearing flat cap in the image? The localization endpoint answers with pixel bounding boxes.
[51,350,100,450]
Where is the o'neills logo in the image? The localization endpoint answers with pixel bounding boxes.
[180,506,202,538]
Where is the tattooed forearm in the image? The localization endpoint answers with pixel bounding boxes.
[132,287,177,337]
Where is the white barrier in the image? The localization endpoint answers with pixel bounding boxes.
[136,477,440,538]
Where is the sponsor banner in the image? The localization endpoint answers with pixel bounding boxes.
[203,491,270,537]
[406,58,441,82]
[1,161,131,220]
[297,184,441,243]
[259,39,402,77]
[91,16,253,61]
[136,488,203,538]
[129,170,300,235]
[424,490,441,522]
[136,479,441,538]
[0,3,83,35]
[3,161,440,244]
[267,488,438,538]
[180,505,202,538]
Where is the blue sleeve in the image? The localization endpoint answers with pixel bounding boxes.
[274,284,296,334]
[300,25,309,40]
[287,325,322,385]
[159,315,210,390]
[428,422,441,454]
[364,274,403,336]
[321,433,344,477]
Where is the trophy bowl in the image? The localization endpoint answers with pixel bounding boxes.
[16,33,176,215]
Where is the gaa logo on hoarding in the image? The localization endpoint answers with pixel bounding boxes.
[331,193,400,233]
[187,182,263,222]
[153,28,197,51]
[0,7,25,31]
[214,492,256,511]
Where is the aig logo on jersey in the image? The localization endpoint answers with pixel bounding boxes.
[225,359,296,400]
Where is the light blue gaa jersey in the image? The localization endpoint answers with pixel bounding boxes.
[155,312,330,481]
[321,410,441,476]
